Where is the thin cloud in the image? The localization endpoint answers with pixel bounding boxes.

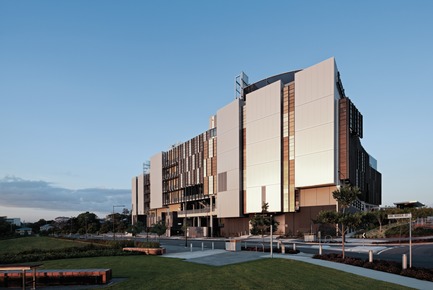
[0,176,130,214]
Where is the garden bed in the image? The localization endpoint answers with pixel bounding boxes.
[313,253,433,282]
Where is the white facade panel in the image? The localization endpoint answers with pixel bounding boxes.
[226,170,239,191]
[150,152,163,209]
[295,95,334,131]
[295,151,335,186]
[216,99,241,218]
[295,58,338,188]
[218,150,238,173]
[137,174,145,214]
[295,59,334,107]
[246,186,261,212]
[246,161,280,187]
[246,139,280,167]
[245,80,281,213]
[295,123,334,156]
[131,177,137,215]
[247,113,281,144]
[266,184,281,212]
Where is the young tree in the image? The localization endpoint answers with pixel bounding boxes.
[372,210,388,233]
[250,202,279,241]
[314,185,361,259]
[151,220,167,241]
[128,221,144,237]
[333,185,361,213]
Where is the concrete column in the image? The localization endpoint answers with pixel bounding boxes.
[210,197,213,237]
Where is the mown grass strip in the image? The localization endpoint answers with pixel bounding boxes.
[0,237,89,254]
[41,256,412,290]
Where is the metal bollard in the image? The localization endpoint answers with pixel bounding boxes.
[319,244,322,255]
[190,243,193,252]
[202,242,204,251]
[402,254,407,269]
[212,242,214,250]
[293,243,296,251]
[369,250,373,263]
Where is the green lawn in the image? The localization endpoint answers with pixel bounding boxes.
[41,256,412,290]
[0,236,89,254]
[0,237,413,289]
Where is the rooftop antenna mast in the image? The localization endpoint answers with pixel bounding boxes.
[235,71,249,99]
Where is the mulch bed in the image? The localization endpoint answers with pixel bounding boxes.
[313,253,433,282]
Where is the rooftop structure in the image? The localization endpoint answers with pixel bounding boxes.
[394,201,425,209]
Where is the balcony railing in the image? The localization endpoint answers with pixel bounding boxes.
[178,205,216,216]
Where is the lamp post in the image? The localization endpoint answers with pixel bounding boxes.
[113,205,125,241]
[270,214,273,258]
[184,200,188,247]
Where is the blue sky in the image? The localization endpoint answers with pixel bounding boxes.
[1,1,432,222]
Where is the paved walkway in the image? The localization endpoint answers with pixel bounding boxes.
[161,249,433,290]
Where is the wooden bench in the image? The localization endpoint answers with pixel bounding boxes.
[123,247,166,255]
[0,266,112,289]
[0,263,42,290]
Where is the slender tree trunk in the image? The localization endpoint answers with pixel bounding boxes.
[342,224,345,259]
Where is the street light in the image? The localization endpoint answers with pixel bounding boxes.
[113,205,125,241]
[184,200,188,247]
[270,214,273,258]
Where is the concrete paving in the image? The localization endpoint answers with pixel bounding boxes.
[307,245,388,254]
[161,249,433,290]
[164,249,226,260]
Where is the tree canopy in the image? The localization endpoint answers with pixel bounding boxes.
[333,185,361,212]
[314,185,362,258]
[250,202,279,238]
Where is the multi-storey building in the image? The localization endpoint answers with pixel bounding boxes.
[131,57,381,237]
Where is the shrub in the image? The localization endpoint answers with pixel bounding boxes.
[362,262,375,269]
[413,227,433,237]
[385,224,433,238]
[285,249,300,254]
[0,242,141,264]
[107,240,135,249]
[135,241,161,248]
[385,224,408,238]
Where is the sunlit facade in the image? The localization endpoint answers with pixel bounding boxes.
[131,57,381,237]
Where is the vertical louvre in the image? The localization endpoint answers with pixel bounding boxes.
[339,98,349,181]
[288,82,296,212]
[283,85,290,212]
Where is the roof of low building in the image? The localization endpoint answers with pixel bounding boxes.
[394,201,425,208]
